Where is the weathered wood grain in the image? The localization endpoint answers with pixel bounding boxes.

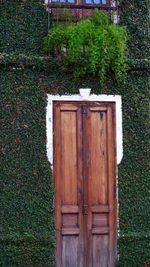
[53,101,117,267]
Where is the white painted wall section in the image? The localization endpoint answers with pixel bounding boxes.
[46,94,123,166]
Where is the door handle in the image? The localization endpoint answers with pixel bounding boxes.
[83,205,88,215]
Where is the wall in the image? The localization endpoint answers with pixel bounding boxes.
[0,0,150,266]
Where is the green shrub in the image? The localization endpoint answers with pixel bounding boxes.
[44,10,128,87]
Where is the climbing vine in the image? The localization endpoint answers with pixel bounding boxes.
[1,0,149,266]
[44,10,128,86]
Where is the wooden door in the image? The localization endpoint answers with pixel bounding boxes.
[53,101,117,267]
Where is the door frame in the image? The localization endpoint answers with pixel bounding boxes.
[46,94,123,266]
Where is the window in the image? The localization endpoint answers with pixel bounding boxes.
[46,0,109,4]
[85,0,107,4]
[51,0,76,3]
[45,0,118,27]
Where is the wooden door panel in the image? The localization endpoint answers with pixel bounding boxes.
[89,109,108,205]
[92,235,109,267]
[93,213,108,227]
[82,104,116,267]
[61,111,77,205]
[62,236,78,267]
[60,108,80,261]
[54,102,83,267]
[54,101,117,267]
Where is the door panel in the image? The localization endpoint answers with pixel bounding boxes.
[62,236,78,267]
[54,103,83,267]
[82,105,117,267]
[89,109,108,205]
[53,101,117,267]
[61,111,78,205]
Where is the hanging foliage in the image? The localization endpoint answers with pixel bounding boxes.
[44,10,128,86]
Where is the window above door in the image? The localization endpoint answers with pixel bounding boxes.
[45,0,118,26]
[47,0,108,3]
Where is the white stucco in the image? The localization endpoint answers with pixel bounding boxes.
[46,94,123,166]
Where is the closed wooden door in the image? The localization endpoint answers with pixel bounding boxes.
[53,101,117,267]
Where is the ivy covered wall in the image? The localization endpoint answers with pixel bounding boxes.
[0,0,47,55]
[119,0,149,59]
[0,0,150,266]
